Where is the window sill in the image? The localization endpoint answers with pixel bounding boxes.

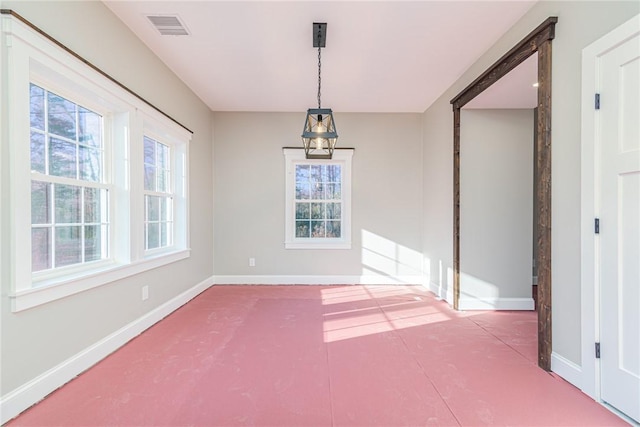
[11,249,190,312]
[285,241,351,250]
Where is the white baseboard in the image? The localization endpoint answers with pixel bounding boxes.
[426,281,454,304]
[551,351,583,390]
[426,280,442,297]
[458,297,534,311]
[213,275,423,285]
[415,282,533,311]
[0,276,214,425]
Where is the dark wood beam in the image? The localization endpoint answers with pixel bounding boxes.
[451,17,558,109]
[536,39,553,371]
[453,107,461,311]
[449,17,557,372]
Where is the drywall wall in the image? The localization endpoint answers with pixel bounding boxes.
[213,112,423,282]
[422,1,639,368]
[460,109,534,308]
[0,0,213,402]
[422,99,454,299]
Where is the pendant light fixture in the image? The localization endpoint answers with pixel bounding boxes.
[302,22,338,159]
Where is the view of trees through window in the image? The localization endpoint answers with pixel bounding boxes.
[295,164,342,238]
[29,84,108,272]
[143,136,173,250]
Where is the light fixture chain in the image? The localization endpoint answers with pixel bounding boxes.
[317,45,322,109]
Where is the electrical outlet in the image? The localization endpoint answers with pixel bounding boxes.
[142,285,149,301]
[249,257,256,267]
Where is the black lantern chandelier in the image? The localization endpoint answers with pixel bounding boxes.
[302,22,338,159]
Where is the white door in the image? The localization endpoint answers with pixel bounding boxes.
[598,26,640,423]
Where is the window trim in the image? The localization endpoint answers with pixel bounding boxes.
[283,148,353,250]
[3,14,192,312]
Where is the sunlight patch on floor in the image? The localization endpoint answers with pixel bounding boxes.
[323,311,455,343]
[320,284,419,305]
[322,285,455,343]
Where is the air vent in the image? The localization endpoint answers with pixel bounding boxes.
[146,15,190,36]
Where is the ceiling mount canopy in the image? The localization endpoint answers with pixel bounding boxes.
[302,22,338,160]
[312,21,327,48]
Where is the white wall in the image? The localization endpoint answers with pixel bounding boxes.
[213,112,423,283]
[0,0,213,411]
[422,0,639,370]
[460,109,534,309]
[422,97,454,299]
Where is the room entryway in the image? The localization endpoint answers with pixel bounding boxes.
[451,17,557,371]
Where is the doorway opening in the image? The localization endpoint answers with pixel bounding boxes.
[450,17,557,371]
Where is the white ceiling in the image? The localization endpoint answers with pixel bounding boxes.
[104,1,537,113]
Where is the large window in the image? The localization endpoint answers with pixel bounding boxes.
[3,16,191,311]
[284,148,353,249]
[30,84,109,273]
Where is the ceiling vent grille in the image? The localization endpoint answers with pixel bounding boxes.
[146,15,190,36]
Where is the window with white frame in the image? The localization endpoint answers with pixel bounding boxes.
[3,15,191,311]
[284,148,353,249]
[143,136,173,251]
[30,84,109,273]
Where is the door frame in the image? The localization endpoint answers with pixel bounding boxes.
[450,17,557,371]
[580,13,640,404]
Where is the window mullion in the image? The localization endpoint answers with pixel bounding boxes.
[155,141,160,192]
[30,172,109,189]
[75,104,80,181]
[80,186,85,264]
[44,93,50,175]
[51,227,57,270]
[144,189,173,198]
[50,181,56,269]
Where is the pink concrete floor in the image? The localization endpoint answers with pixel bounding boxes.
[8,285,628,426]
